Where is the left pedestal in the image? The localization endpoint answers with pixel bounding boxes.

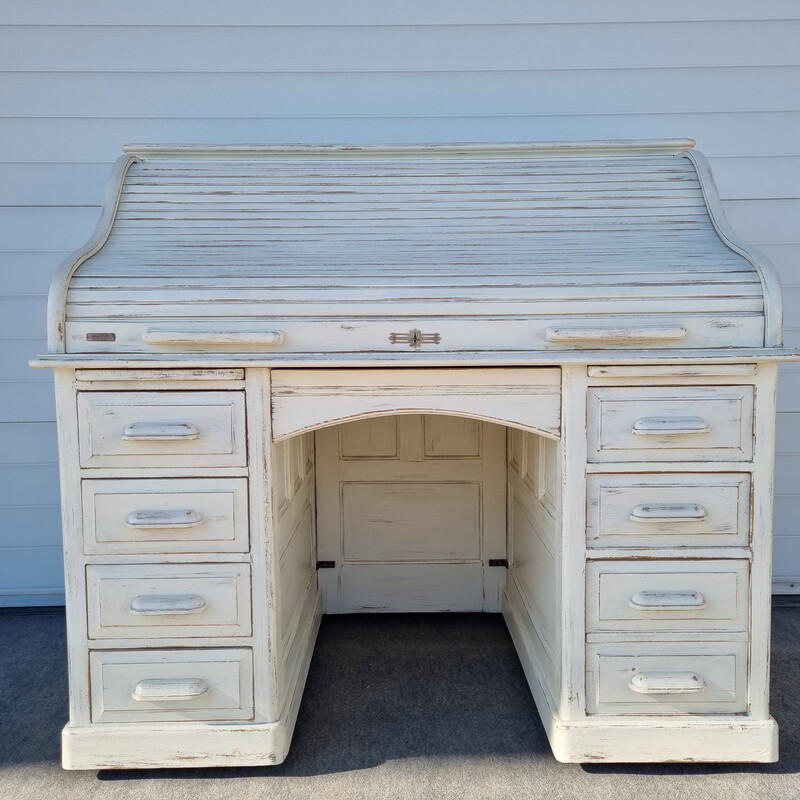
[54,367,321,770]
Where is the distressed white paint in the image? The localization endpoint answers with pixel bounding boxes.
[38,141,789,768]
[315,414,506,613]
[48,143,776,355]
[51,356,783,765]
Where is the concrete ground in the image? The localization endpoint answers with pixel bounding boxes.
[2,606,799,800]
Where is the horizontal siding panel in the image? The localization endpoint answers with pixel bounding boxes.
[774,497,800,538]
[0,505,62,548]
[0,252,71,294]
[3,113,799,164]
[0,422,58,464]
[0,341,49,380]
[4,1,799,26]
[3,22,800,73]
[0,546,64,606]
[0,591,64,608]
[0,163,114,206]
[777,364,800,413]
[0,465,60,508]
[0,295,48,339]
[0,382,56,424]
[721,199,800,245]
[709,157,800,201]
[4,68,799,118]
[0,206,100,252]
[772,532,800,584]
[759,244,800,275]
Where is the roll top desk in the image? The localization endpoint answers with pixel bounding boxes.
[35,141,793,767]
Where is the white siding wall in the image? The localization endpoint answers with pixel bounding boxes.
[2,1,799,604]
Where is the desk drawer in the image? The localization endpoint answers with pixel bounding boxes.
[89,648,254,723]
[586,560,749,633]
[587,386,754,463]
[587,473,751,548]
[87,563,251,639]
[587,642,748,715]
[77,391,246,468]
[82,477,249,555]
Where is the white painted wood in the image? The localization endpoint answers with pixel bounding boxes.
[586,473,751,548]
[586,642,748,715]
[586,560,749,632]
[76,391,246,468]
[88,648,254,723]
[46,144,775,357]
[587,385,755,462]
[39,141,789,768]
[506,427,563,703]
[546,326,688,344]
[75,368,245,388]
[316,414,507,613]
[65,315,768,356]
[86,563,251,639]
[143,329,285,347]
[243,368,281,725]
[505,578,777,763]
[746,361,779,719]
[47,155,140,352]
[61,719,295,770]
[683,149,783,346]
[271,368,561,440]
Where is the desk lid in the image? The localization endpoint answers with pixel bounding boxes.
[48,140,783,355]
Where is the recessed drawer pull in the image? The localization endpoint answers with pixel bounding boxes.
[126,509,204,529]
[629,672,707,695]
[143,329,284,346]
[629,503,708,523]
[129,594,208,615]
[122,421,200,441]
[628,590,707,611]
[546,325,687,343]
[132,678,210,701]
[631,416,711,435]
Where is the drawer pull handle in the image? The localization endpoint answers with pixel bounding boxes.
[143,329,284,346]
[546,326,687,344]
[130,594,208,615]
[126,509,203,529]
[630,503,708,523]
[132,678,210,702]
[629,590,707,611]
[629,672,707,695]
[122,422,200,441]
[631,416,710,435]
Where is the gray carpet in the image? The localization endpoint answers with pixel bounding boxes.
[1,608,800,800]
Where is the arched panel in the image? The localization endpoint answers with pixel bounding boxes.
[270,367,561,441]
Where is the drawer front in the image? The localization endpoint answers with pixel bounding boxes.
[82,477,249,555]
[77,391,246,468]
[587,642,747,715]
[586,560,749,633]
[587,473,751,548]
[66,313,766,354]
[89,648,254,723]
[87,564,251,639]
[587,386,754,463]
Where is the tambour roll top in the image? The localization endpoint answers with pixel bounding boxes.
[48,140,783,356]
